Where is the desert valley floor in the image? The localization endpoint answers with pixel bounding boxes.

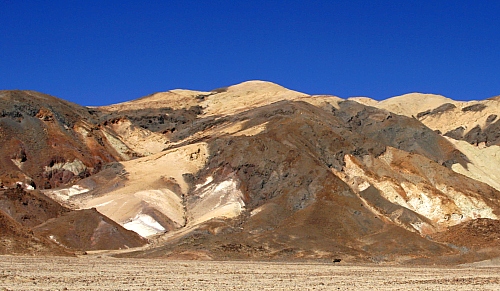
[1,256,500,290]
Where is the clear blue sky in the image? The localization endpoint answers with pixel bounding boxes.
[1,1,499,106]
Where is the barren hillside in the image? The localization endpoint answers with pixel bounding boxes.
[2,81,500,264]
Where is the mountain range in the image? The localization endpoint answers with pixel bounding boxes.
[1,81,500,264]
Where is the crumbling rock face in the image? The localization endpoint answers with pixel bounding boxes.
[43,158,90,188]
[97,105,205,142]
[350,94,500,148]
[444,126,466,140]
[462,103,487,112]
[444,121,500,147]
[465,121,500,146]
[357,185,433,234]
[337,149,500,233]
[330,100,467,168]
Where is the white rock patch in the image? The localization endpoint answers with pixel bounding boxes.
[195,176,213,190]
[133,189,184,227]
[189,178,245,226]
[49,185,90,200]
[16,182,34,190]
[123,214,166,238]
[404,183,447,221]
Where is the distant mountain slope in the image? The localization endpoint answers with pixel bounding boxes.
[352,92,500,147]
[3,81,500,264]
[379,93,456,117]
[350,92,500,192]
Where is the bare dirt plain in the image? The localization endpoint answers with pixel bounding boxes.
[1,256,500,291]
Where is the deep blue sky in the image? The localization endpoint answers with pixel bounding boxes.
[1,1,499,106]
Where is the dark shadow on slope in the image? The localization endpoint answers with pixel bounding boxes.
[332,100,469,168]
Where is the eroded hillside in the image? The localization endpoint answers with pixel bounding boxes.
[2,81,500,263]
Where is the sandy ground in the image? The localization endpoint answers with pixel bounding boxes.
[1,256,500,290]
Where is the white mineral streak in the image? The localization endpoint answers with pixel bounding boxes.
[49,185,90,200]
[123,214,166,237]
[188,178,245,226]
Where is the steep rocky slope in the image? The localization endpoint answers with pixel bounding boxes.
[3,81,500,263]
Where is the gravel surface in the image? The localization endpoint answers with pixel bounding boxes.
[1,256,500,290]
